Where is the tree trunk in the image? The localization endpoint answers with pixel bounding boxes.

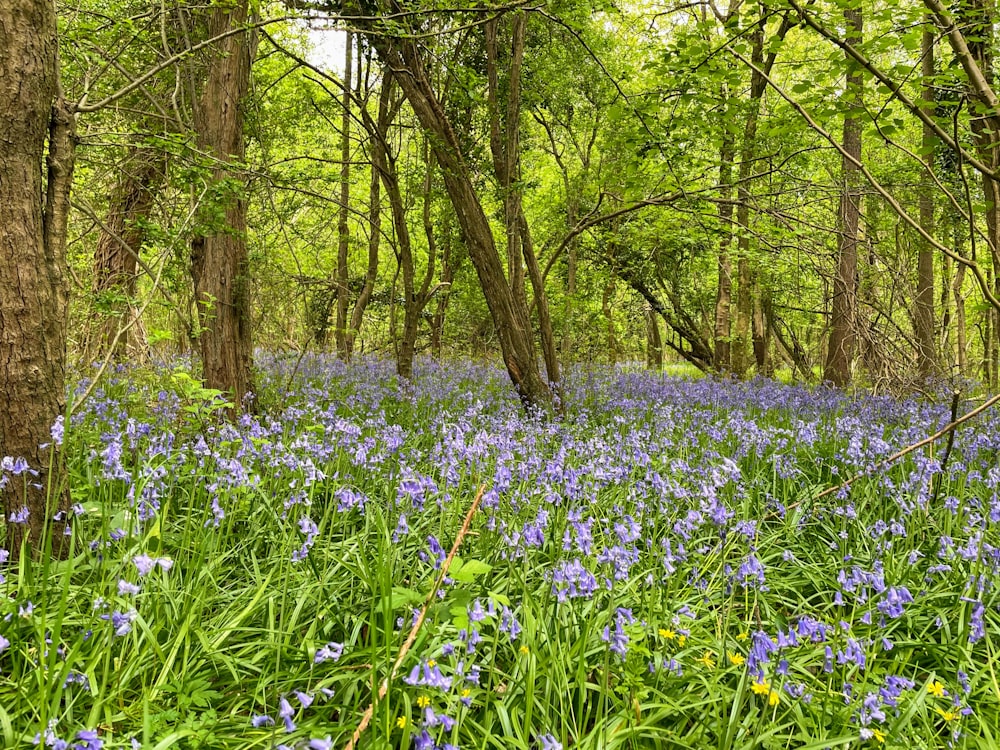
[485,13,560,389]
[335,32,353,357]
[89,145,164,362]
[646,304,663,369]
[362,24,552,410]
[915,26,937,379]
[714,128,735,372]
[824,7,863,386]
[954,255,968,372]
[191,0,255,410]
[345,66,388,357]
[753,289,771,375]
[0,0,73,559]
[602,276,618,363]
[431,214,454,356]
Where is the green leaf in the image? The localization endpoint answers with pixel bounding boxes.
[452,559,492,583]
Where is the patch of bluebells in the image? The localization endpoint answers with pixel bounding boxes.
[4,356,999,746]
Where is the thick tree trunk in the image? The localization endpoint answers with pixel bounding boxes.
[363,26,552,409]
[0,0,73,558]
[335,33,353,357]
[825,7,863,386]
[89,146,164,362]
[191,0,254,410]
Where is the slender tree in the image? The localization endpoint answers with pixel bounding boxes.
[355,12,553,409]
[825,5,864,386]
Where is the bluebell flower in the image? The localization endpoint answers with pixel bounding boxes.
[315,642,344,663]
[278,696,295,732]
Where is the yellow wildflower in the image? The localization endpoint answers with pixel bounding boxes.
[735,631,749,642]
[927,680,946,698]
[417,695,430,709]
[427,659,437,668]
[396,716,407,729]
[934,706,960,721]
[871,728,886,744]
[750,679,771,696]
[696,651,715,669]
[461,688,471,698]
[677,634,687,647]
[727,652,745,666]
[767,689,780,707]
[519,645,530,655]
[659,628,675,640]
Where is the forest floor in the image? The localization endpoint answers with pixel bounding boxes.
[2,355,999,749]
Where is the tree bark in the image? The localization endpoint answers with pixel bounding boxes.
[646,304,663,369]
[431,213,454,356]
[714,127,735,372]
[345,63,387,357]
[335,32,353,357]
[191,0,255,410]
[824,6,863,386]
[360,21,552,410]
[89,145,164,362]
[485,13,560,389]
[915,26,937,379]
[0,0,73,558]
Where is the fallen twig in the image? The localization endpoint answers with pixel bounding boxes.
[343,484,486,750]
[791,392,1000,510]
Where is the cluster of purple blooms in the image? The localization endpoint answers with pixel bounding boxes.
[2,355,999,746]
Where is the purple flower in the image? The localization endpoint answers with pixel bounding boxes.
[278,696,295,733]
[500,606,521,641]
[537,734,563,750]
[132,555,172,576]
[251,714,274,728]
[422,707,456,730]
[295,690,313,708]
[314,641,344,663]
[307,738,333,750]
[51,416,65,447]
[117,580,140,596]
[72,729,102,750]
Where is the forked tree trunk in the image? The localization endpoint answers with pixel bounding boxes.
[825,7,863,386]
[89,146,164,361]
[362,25,552,410]
[0,0,73,559]
[486,13,560,389]
[191,0,255,410]
[732,17,791,376]
[345,67,389,357]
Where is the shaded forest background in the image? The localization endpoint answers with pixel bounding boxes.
[42,0,1000,396]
